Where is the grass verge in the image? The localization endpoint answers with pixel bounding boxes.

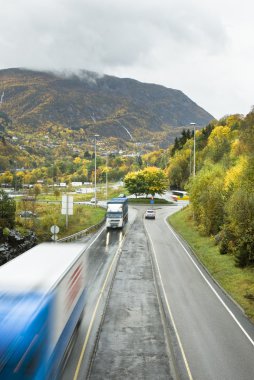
[16,203,106,242]
[168,206,254,323]
[15,185,125,241]
[128,197,172,205]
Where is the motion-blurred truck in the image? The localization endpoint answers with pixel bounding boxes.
[0,243,87,380]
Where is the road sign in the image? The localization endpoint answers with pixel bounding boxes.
[50,225,59,234]
[51,234,58,241]
[61,195,73,215]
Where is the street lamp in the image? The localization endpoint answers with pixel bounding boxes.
[190,123,196,177]
[13,161,17,192]
[106,152,108,202]
[94,134,99,205]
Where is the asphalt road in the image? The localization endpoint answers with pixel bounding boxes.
[61,224,131,380]
[62,204,254,380]
[87,206,175,380]
[145,205,254,380]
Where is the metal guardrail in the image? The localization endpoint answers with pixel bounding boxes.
[57,218,105,243]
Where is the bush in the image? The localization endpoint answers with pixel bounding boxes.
[224,188,254,267]
[0,190,16,228]
[219,226,236,255]
[188,164,226,236]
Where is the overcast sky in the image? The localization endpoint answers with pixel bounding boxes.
[0,0,253,119]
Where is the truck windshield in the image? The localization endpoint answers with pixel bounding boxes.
[107,212,122,218]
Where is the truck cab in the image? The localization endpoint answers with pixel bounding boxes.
[106,197,128,229]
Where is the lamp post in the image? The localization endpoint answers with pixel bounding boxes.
[13,161,17,192]
[106,152,108,202]
[190,123,196,177]
[94,134,99,205]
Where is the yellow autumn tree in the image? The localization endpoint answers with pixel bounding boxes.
[205,125,231,162]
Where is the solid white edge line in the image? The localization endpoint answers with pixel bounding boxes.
[73,227,124,380]
[164,216,254,348]
[145,221,194,380]
[86,226,105,250]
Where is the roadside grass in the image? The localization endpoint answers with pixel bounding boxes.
[128,197,172,205]
[168,206,254,323]
[16,202,105,242]
[14,184,124,242]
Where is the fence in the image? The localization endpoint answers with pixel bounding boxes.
[57,218,105,243]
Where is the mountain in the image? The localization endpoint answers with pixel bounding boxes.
[0,68,214,150]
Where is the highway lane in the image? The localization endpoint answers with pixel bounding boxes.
[87,206,175,379]
[144,205,254,380]
[62,207,137,380]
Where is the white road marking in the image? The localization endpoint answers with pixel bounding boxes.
[73,230,124,380]
[164,217,254,348]
[144,220,194,380]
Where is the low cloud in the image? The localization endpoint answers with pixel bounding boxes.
[0,0,253,117]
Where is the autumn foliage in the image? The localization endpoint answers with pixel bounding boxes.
[166,110,254,267]
[124,167,168,197]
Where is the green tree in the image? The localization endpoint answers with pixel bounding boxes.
[204,125,231,163]
[220,156,254,266]
[142,167,168,196]
[33,184,42,198]
[171,129,193,156]
[0,189,16,228]
[187,164,225,235]
[167,148,191,189]
[124,167,168,197]
[124,171,146,196]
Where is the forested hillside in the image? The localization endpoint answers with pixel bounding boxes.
[166,109,254,267]
[0,68,214,153]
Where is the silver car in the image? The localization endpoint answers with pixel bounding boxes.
[145,209,156,219]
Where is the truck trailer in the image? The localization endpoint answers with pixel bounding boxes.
[0,243,87,380]
[106,197,128,229]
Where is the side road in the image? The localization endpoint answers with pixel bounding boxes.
[87,208,175,380]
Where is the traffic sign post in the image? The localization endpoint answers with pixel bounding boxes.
[50,225,59,241]
[61,195,73,228]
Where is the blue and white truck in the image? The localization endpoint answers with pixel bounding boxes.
[0,243,87,380]
[106,197,128,229]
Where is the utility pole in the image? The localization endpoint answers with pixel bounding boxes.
[190,123,196,177]
[106,152,108,202]
[94,134,99,205]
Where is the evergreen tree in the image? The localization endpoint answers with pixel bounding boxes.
[0,189,16,228]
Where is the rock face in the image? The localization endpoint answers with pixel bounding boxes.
[0,68,214,146]
[0,230,37,266]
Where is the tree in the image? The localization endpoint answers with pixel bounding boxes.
[204,125,231,163]
[171,129,193,156]
[136,155,143,168]
[124,171,146,197]
[33,184,42,198]
[0,171,13,186]
[220,156,254,266]
[166,149,191,189]
[0,189,16,228]
[142,167,168,196]
[124,167,168,197]
[187,164,225,235]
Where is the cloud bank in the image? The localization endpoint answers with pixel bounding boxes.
[0,0,254,118]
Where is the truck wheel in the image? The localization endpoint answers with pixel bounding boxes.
[77,310,84,329]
